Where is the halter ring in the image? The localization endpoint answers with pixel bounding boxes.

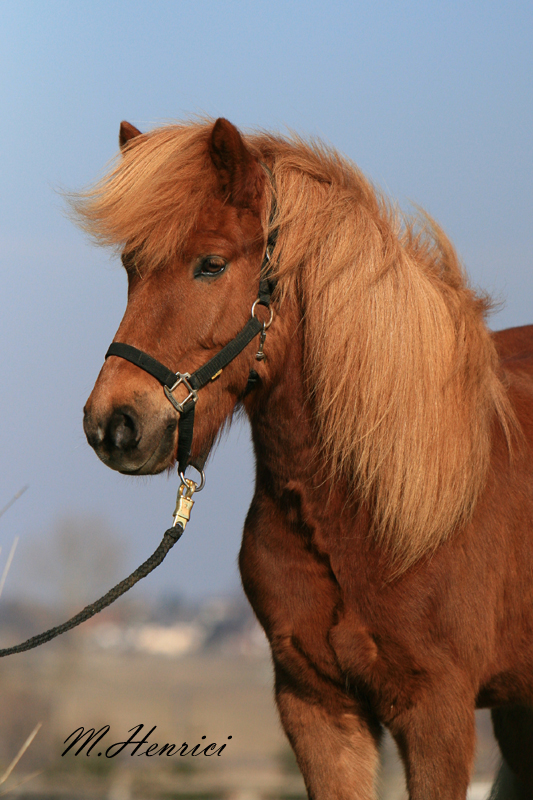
[251,299,274,329]
[179,466,206,493]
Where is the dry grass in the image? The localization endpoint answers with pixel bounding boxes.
[0,722,42,795]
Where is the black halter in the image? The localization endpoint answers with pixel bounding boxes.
[105,226,277,478]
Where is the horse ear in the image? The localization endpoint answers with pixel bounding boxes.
[208,118,264,209]
[119,121,142,150]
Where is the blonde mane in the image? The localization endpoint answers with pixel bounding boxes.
[71,120,515,570]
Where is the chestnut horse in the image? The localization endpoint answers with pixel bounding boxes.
[76,118,533,799]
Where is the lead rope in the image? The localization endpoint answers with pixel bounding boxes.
[0,477,201,658]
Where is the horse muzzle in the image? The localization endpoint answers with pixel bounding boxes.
[83,401,178,474]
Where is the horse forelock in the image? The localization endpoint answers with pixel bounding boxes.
[69,122,221,269]
[70,120,517,570]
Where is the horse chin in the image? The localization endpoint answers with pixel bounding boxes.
[118,447,174,476]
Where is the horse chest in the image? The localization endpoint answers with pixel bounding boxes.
[241,483,453,719]
[240,482,410,704]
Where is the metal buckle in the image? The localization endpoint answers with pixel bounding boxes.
[163,372,199,414]
[251,300,274,361]
[172,478,197,529]
[171,468,205,529]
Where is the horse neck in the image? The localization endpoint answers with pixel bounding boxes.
[244,296,376,575]
[246,298,337,500]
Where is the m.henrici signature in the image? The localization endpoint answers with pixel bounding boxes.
[62,724,232,758]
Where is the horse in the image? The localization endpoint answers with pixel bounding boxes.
[75,117,533,799]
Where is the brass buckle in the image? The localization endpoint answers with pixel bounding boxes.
[171,467,205,530]
[164,372,199,414]
[172,478,197,530]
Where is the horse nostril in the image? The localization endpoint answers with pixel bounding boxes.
[83,407,105,449]
[107,409,140,452]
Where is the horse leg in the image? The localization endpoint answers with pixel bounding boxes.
[490,705,533,799]
[388,683,476,800]
[275,666,381,800]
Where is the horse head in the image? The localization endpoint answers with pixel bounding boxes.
[83,118,272,475]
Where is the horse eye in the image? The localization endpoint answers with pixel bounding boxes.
[198,256,227,277]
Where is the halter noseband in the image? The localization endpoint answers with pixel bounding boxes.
[105,225,277,480]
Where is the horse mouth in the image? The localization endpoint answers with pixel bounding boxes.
[90,417,178,476]
[120,420,178,475]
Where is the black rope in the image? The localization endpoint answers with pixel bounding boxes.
[0,524,184,657]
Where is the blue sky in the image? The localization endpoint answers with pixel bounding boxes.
[0,1,532,604]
